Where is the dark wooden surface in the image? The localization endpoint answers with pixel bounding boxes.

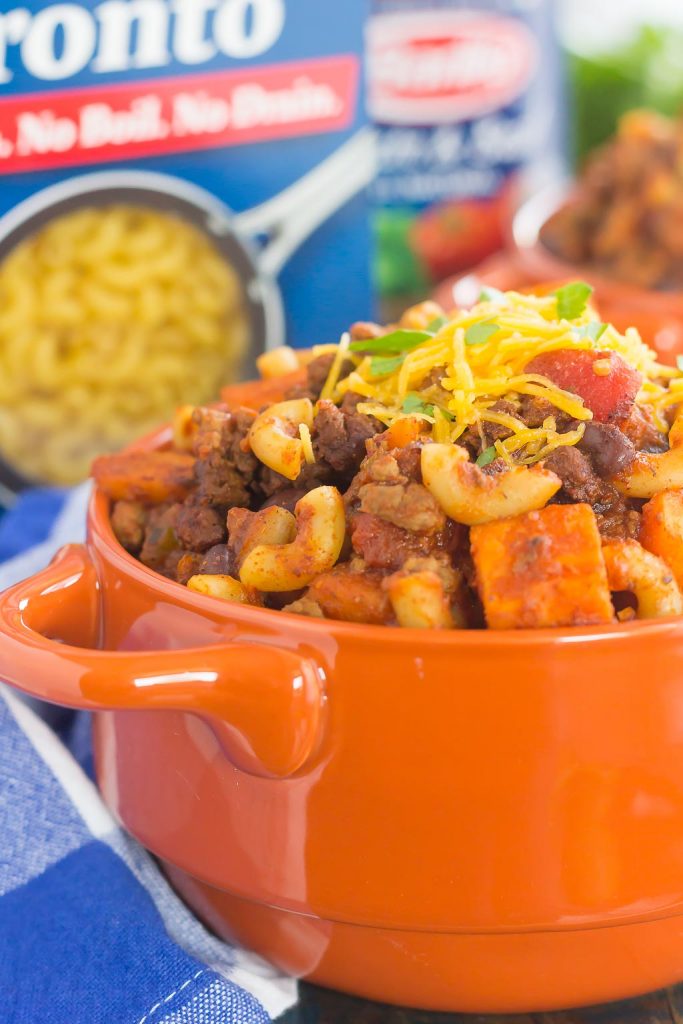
[279,982,683,1023]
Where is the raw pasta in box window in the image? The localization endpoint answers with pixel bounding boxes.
[0,206,248,484]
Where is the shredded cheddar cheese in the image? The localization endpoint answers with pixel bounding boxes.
[319,331,351,401]
[299,422,315,464]
[323,290,680,465]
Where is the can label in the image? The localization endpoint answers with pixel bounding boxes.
[367,1,563,315]
[367,10,537,124]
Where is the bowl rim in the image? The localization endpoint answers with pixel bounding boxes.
[87,426,683,650]
[511,179,571,254]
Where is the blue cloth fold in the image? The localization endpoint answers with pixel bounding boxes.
[0,488,66,562]
[0,488,296,1024]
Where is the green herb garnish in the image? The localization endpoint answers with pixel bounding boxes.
[465,321,500,346]
[555,281,594,320]
[349,329,432,355]
[426,314,449,332]
[574,321,607,341]
[478,286,506,303]
[476,445,497,467]
[402,393,434,417]
[370,354,404,377]
[677,355,683,373]
[401,393,456,421]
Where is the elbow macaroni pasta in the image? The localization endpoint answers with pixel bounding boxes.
[0,205,248,484]
[239,486,346,592]
[386,570,455,629]
[602,541,683,619]
[421,443,562,526]
[612,409,683,498]
[248,399,314,481]
[187,574,262,605]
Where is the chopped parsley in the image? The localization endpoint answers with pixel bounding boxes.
[555,281,594,320]
[426,314,449,332]
[401,394,455,420]
[475,445,497,467]
[574,321,607,341]
[370,354,404,377]
[465,321,500,346]
[349,329,431,355]
[402,393,434,417]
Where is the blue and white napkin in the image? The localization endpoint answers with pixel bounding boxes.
[0,486,297,1024]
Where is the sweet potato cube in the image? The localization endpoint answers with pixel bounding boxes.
[640,490,683,588]
[92,451,196,503]
[220,369,306,411]
[470,503,614,629]
[385,416,428,450]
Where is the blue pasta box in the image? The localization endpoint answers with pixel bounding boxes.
[0,0,372,490]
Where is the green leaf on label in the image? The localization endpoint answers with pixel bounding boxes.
[427,314,449,332]
[370,354,404,377]
[475,445,497,467]
[402,393,434,417]
[555,281,594,320]
[349,329,432,355]
[465,321,500,346]
[478,286,506,303]
[574,321,607,341]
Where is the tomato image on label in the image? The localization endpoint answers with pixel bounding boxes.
[367,1,563,315]
[410,186,513,282]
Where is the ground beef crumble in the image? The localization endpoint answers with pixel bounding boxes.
[285,351,354,402]
[312,395,383,477]
[543,446,640,539]
[617,404,668,452]
[175,502,226,552]
[193,407,258,509]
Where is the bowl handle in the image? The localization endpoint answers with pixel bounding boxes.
[0,544,324,779]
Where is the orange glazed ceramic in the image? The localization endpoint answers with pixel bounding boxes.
[4,431,683,1012]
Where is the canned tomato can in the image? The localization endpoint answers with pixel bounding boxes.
[367,0,566,318]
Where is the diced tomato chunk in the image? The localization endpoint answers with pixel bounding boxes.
[525,349,642,423]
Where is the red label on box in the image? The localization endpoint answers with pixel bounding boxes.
[0,55,358,173]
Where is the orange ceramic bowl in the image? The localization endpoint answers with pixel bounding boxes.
[436,183,683,365]
[3,428,683,1013]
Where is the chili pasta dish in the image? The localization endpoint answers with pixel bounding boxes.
[93,284,683,630]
